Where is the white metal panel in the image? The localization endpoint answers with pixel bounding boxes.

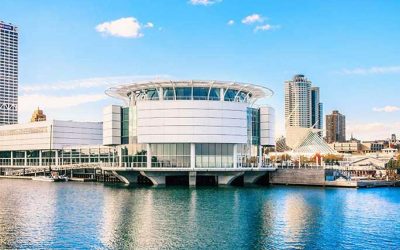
[259,106,275,146]
[136,100,248,144]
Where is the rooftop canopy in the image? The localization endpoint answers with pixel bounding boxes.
[105,80,273,104]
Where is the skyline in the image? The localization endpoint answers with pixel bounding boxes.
[1,0,400,140]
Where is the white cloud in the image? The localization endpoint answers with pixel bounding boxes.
[189,0,221,6]
[254,24,280,32]
[342,66,400,75]
[227,20,235,25]
[19,75,172,122]
[21,75,171,93]
[347,122,400,140]
[372,106,400,113]
[254,24,271,32]
[242,14,264,24]
[144,22,154,28]
[95,17,144,38]
[19,94,107,113]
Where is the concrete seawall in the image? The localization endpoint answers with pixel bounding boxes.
[269,168,326,186]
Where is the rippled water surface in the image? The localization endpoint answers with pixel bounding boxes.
[0,179,400,249]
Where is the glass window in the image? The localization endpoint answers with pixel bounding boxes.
[238,91,248,102]
[184,144,190,155]
[163,87,175,100]
[175,87,192,100]
[170,144,176,156]
[209,88,220,101]
[146,89,159,100]
[224,89,238,101]
[177,144,184,155]
[193,87,209,100]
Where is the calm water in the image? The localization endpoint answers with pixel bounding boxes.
[0,180,399,249]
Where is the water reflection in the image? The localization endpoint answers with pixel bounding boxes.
[1,180,400,249]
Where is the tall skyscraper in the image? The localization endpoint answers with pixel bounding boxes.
[325,110,346,143]
[0,21,18,125]
[311,87,323,129]
[284,74,323,129]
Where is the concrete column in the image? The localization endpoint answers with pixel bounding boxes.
[147,144,151,169]
[55,150,59,166]
[189,171,196,187]
[10,151,13,166]
[233,144,238,168]
[220,88,224,101]
[24,151,27,167]
[118,147,122,167]
[39,150,42,166]
[159,87,164,101]
[190,143,195,169]
[258,146,262,168]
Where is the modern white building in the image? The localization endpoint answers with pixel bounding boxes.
[104,80,274,169]
[0,21,18,125]
[0,120,103,166]
[0,80,276,186]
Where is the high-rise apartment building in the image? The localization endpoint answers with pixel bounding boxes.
[0,21,18,125]
[326,110,346,143]
[284,74,323,129]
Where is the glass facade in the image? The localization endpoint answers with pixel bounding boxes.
[128,87,250,103]
[247,108,260,145]
[150,143,190,168]
[121,144,147,167]
[195,143,233,168]
[121,107,130,144]
[120,106,138,145]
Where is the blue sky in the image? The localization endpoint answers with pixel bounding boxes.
[1,0,399,140]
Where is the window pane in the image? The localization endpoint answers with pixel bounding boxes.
[157,144,163,155]
[163,87,175,100]
[184,144,190,155]
[222,144,228,155]
[195,144,202,155]
[202,144,209,155]
[146,89,159,100]
[175,87,192,100]
[193,87,209,100]
[170,143,176,156]
[177,143,184,155]
[224,89,238,101]
[209,143,216,155]
[209,88,220,101]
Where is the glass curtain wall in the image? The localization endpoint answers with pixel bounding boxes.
[150,143,190,168]
[195,143,234,168]
[120,144,147,167]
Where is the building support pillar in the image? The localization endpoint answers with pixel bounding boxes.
[258,146,262,168]
[218,172,244,186]
[140,171,166,186]
[118,147,122,167]
[24,151,27,167]
[10,151,13,166]
[39,150,42,167]
[189,171,196,187]
[190,143,195,169]
[233,144,238,168]
[147,144,151,169]
[55,150,59,166]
